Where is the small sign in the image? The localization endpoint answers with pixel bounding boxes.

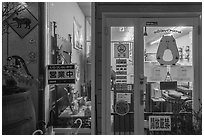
[160,81,177,90]
[115,100,129,116]
[6,6,38,38]
[114,43,129,58]
[115,83,127,90]
[170,65,193,82]
[116,93,131,103]
[149,116,171,131]
[47,64,75,84]
[145,63,167,82]
[146,22,158,26]
[116,59,127,84]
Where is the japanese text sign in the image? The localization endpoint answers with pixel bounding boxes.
[149,116,171,131]
[170,65,193,82]
[47,64,75,84]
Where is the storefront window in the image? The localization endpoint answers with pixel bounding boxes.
[110,26,134,134]
[144,26,194,134]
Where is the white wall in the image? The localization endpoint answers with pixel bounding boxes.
[49,2,85,94]
[45,2,86,123]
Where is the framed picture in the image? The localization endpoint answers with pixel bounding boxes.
[73,17,83,50]
[6,5,38,38]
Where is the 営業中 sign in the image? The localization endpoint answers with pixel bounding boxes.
[149,116,171,131]
[47,64,75,84]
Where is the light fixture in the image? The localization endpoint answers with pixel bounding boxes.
[144,26,148,36]
[150,38,161,45]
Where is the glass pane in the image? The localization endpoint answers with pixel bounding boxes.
[110,26,134,135]
[143,26,194,134]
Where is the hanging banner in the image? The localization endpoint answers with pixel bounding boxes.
[114,43,129,58]
[149,116,171,131]
[170,65,193,82]
[47,64,75,84]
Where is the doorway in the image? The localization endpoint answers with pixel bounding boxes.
[102,16,200,135]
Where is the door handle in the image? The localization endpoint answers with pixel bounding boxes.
[139,76,146,105]
[140,90,144,105]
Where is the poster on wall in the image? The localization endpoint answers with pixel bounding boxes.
[73,17,83,50]
[144,62,167,82]
[170,65,193,82]
[6,6,38,38]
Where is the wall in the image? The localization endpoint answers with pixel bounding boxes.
[2,3,40,122]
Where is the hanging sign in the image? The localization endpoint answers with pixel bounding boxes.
[149,116,171,131]
[114,43,129,58]
[47,64,75,84]
[115,100,129,116]
[170,65,193,82]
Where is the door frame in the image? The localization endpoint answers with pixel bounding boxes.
[102,12,201,135]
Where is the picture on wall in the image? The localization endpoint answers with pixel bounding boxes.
[73,17,83,50]
[6,5,38,38]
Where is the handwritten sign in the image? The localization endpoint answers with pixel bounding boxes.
[144,63,167,82]
[170,65,193,82]
[47,64,75,84]
[149,116,171,131]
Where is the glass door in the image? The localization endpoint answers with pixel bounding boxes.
[103,17,200,135]
[141,18,200,135]
[103,18,144,135]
